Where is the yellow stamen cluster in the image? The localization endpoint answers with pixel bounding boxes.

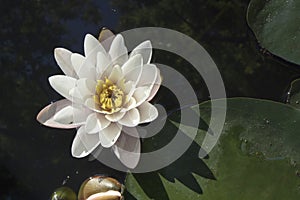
[94,78,124,113]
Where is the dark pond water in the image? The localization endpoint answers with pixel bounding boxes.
[1,0,299,199]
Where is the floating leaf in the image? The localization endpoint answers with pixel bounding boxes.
[197,98,300,165]
[247,0,300,65]
[125,98,300,199]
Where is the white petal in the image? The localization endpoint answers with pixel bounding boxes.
[76,54,97,80]
[69,78,95,104]
[86,190,122,200]
[54,48,77,77]
[138,102,158,123]
[85,98,100,112]
[85,113,111,134]
[148,69,162,101]
[105,111,126,122]
[72,104,93,124]
[71,53,85,76]
[84,34,106,57]
[137,64,157,88]
[68,87,83,104]
[49,75,76,101]
[85,98,111,114]
[121,54,143,75]
[109,34,128,66]
[53,105,73,124]
[96,52,111,76]
[118,108,140,127]
[37,99,80,129]
[108,65,123,83]
[113,127,140,168]
[99,123,122,148]
[121,97,136,112]
[132,86,151,107]
[130,40,152,64]
[85,97,97,110]
[100,64,113,81]
[123,81,135,95]
[123,63,142,87]
[76,78,96,97]
[71,126,101,158]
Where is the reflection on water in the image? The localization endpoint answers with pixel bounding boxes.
[1,0,299,199]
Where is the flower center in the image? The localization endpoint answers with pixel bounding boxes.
[94,78,124,113]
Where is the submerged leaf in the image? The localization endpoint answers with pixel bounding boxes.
[247,0,300,65]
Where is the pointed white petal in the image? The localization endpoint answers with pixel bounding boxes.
[121,97,136,112]
[84,34,106,57]
[99,123,122,148]
[68,87,83,104]
[121,54,143,75]
[108,65,123,83]
[105,111,126,122]
[123,63,142,86]
[148,69,162,101]
[85,113,111,134]
[113,127,140,169]
[130,40,152,64]
[109,34,128,66]
[85,98,99,112]
[73,104,93,124]
[76,54,97,80]
[137,64,157,88]
[122,81,134,95]
[100,64,113,81]
[96,52,111,76]
[138,102,158,123]
[85,98,110,114]
[132,86,151,107]
[71,126,101,158]
[86,190,122,200]
[118,108,140,127]
[85,97,97,109]
[54,48,77,77]
[69,78,96,104]
[37,99,81,129]
[71,53,85,76]
[49,75,76,101]
[53,105,73,124]
[76,78,96,99]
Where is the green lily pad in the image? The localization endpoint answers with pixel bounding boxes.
[124,98,300,199]
[197,98,300,165]
[247,0,300,65]
[287,78,300,109]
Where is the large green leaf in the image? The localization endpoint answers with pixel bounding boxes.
[124,98,300,199]
[247,0,300,65]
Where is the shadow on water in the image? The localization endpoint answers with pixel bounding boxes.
[125,140,216,199]
[124,106,215,199]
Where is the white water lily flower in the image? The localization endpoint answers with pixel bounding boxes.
[37,29,161,168]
